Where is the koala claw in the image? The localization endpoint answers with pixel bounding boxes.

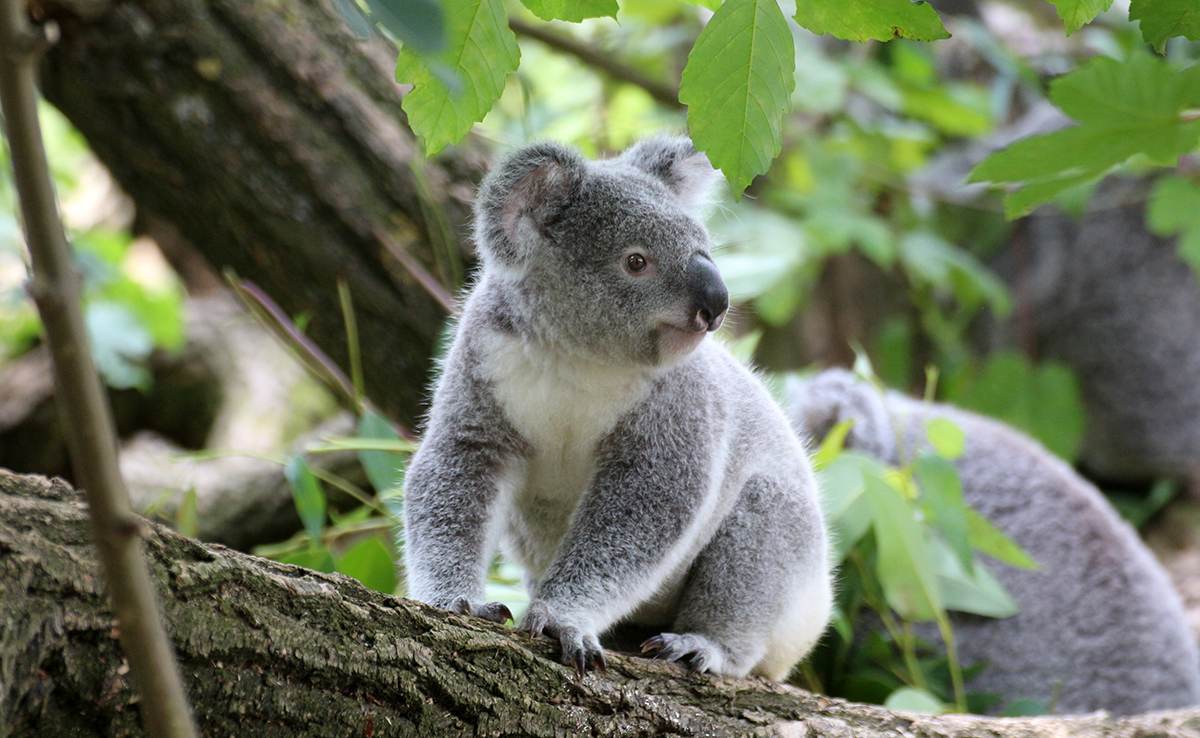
[640,632,719,674]
[522,599,559,640]
[449,597,514,624]
[522,601,606,678]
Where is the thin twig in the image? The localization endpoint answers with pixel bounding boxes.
[509,17,683,111]
[372,226,458,314]
[0,1,198,736]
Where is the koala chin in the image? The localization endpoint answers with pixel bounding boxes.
[403,136,833,680]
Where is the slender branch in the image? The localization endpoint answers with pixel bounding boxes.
[372,225,458,314]
[509,17,683,110]
[0,1,198,736]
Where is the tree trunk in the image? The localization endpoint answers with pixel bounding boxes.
[34,0,481,428]
[1,468,1199,737]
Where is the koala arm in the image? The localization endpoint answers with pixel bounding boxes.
[529,392,720,639]
[403,351,527,618]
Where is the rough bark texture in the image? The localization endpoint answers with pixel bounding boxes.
[35,0,484,429]
[2,468,1200,737]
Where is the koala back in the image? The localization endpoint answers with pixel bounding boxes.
[789,369,1200,715]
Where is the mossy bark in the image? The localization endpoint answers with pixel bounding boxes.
[34,0,480,429]
[2,468,1200,737]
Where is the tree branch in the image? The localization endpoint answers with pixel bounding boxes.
[0,2,196,735]
[509,17,684,110]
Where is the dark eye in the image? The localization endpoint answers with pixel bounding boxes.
[625,253,648,273]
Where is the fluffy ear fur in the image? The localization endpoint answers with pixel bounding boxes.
[474,143,587,268]
[617,136,720,214]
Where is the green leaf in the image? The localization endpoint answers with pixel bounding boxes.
[864,475,942,621]
[914,453,971,576]
[520,0,618,22]
[966,509,1038,571]
[357,410,407,495]
[1148,175,1200,277]
[1001,698,1049,717]
[394,0,520,155]
[813,419,856,470]
[884,686,946,714]
[279,545,337,574]
[1046,0,1112,34]
[365,0,446,53]
[793,0,950,43]
[681,0,796,197]
[285,456,327,542]
[85,301,154,390]
[1130,0,1200,52]
[336,535,398,594]
[969,54,1200,218]
[931,538,1019,618]
[817,451,866,519]
[925,417,965,460]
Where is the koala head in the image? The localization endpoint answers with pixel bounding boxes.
[473,136,728,367]
[787,369,895,458]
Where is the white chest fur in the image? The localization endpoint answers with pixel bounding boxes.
[482,332,652,575]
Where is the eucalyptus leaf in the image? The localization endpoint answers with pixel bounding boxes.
[285,456,328,542]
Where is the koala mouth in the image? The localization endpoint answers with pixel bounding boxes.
[658,323,709,355]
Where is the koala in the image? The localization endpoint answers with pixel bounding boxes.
[403,137,833,680]
[789,369,1200,715]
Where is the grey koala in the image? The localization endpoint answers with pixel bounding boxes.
[403,137,832,680]
[790,368,1200,715]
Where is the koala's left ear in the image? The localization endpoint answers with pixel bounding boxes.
[617,136,721,214]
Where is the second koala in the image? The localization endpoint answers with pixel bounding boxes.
[403,137,832,679]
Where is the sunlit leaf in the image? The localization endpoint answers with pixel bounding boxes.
[884,686,946,714]
[925,417,965,460]
[520,0,618,22]
[1130,0,1200,51]
[793,0,950,42]
[1046,0,1112,34]
[931,538,1019,618]
[681,0,796,197]
[814,419,856,470]
[395,0,520,154]
[966,509,1038,571]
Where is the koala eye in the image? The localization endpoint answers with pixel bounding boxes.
[625,253,648,274]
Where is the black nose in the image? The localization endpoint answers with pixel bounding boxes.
[687,253,729,332]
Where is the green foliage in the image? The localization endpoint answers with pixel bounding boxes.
[793,0,950,43]
[362,0,447,53]
[970,52,1200,218]
[946,353,1084,462]
[394,0,521,155]
[1131,0,1200,53]
[1046,0,1112,35]
[1147,174,1200,275]
[285,455,328,542]
[680,0,796,196]
[521,0,618,22]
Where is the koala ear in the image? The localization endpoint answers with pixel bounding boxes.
[617,136,720,214]
[474,142,587,267]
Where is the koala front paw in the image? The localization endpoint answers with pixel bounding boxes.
[641,632,726,674]
[522,600,607,679]
[448,596,514,624]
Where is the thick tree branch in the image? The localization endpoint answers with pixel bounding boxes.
[4,469,1200,736]
[0,3,196,735]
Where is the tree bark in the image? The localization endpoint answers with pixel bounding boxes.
[34,0,482,428]
[2,468,1200,737]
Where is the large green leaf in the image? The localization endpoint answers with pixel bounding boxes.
[520,0,618,22]
[394,0,520,155]
[336,535,398,594]
[681,0,796,197]
[285,456,328,542]
[864,475,942,621]
[1130,0,1200,52]
[793,0,950,43]
[970,54,1200,218]
[915,453,972,576]
[1046,0,1112,34]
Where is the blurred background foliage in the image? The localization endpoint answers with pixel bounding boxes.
[3,0,1200,716]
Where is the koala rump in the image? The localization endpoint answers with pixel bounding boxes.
[403,137,833,681]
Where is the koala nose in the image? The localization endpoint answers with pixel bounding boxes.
[687,254,729,332]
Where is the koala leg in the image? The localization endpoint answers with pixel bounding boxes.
[643,475,831,680]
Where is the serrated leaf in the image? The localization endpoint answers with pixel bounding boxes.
[285,456,327,542]
[366,0,446,53]
[520,0,618,22]
[395,0,520,155]
[1047,0,1112,34]
[793,0,950,43]
[681,0,796,197]
[966,509,1039,571]
[969,54,1200,218]
[1130,0,1200,51]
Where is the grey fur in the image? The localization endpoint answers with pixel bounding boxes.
[404,137,832,679]
[789,369,1200,715]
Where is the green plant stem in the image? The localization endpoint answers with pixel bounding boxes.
[338,278,365,403]
[937,615,968,712]
[0,2,197,736]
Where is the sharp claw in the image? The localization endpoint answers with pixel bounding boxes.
[575,659,586,681]
[497,604,514,625]
[640,636,663,654]
[593,652,607,675]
